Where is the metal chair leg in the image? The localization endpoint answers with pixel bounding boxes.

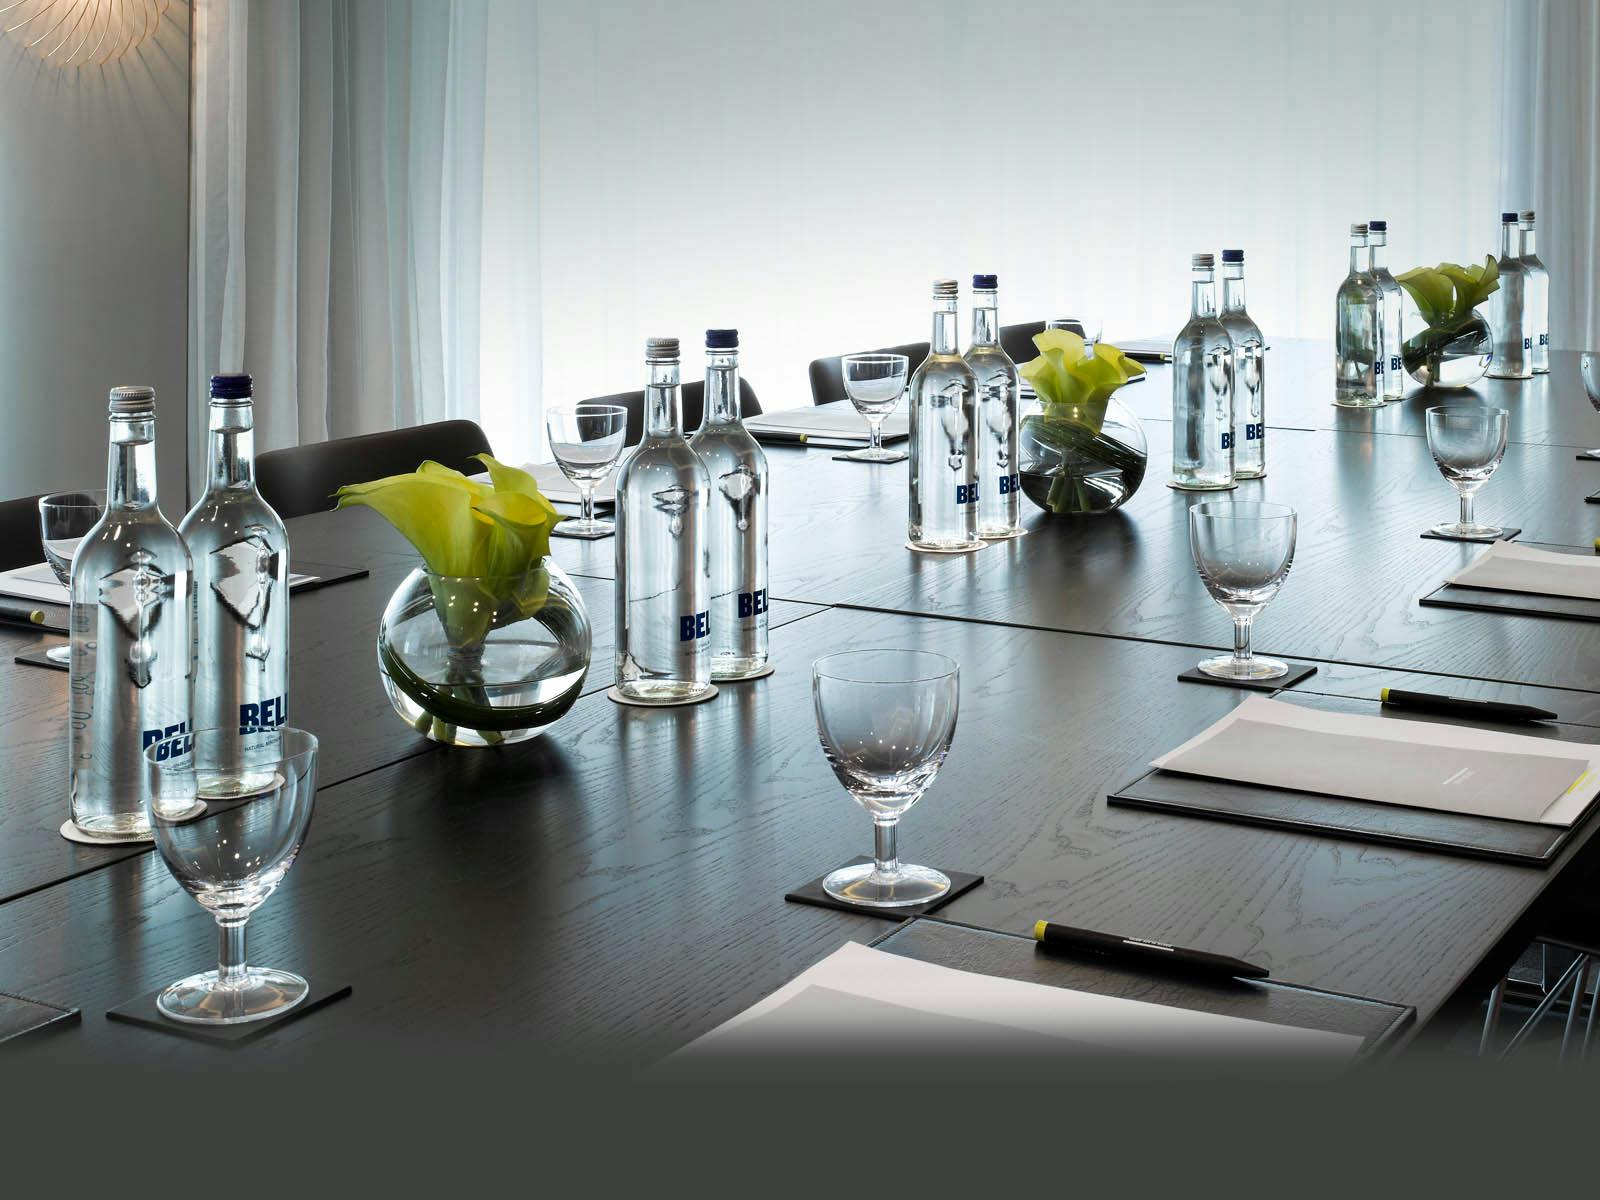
[1502,953,1590,1058]
[1480,980,1506,1056]
[1560,954,1591,1061]
[1584,961,1600,1062]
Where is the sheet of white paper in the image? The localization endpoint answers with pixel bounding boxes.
[745,401,909,444]
[1152,695,1600,826]
[519,461,617,506]
[1447,540,1600,601]
[680,942,1361,1060]
[2,563,319,606]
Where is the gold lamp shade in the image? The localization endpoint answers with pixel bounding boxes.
[1,0,169,68]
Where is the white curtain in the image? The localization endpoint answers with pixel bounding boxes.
[1500,0,1600,351]
[189,0,540,487]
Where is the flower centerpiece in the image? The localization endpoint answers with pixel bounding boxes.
[1016,329,1149,514]
[337,455,591,746]
[1397,257,1499,389]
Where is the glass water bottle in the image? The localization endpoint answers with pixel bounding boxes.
[908,279,981,550]
[614,338,713,701]
[1218,249,1266,479]
[688,329,769,681]
[69,386,194,840]
[1171,254,1235,490]
[1488,212,1531,379]
[1335,224,1382,407]
[180,373,290,795]
[964,273,1022,539]
[1368,221,1405,400]
[1520,210,1549,374]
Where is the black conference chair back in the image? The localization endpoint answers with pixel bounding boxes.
[807,342,929,408]
[0,493,44,572]
[583,378,762,447]
[1000,321,1046,365]
[257,419,494,519]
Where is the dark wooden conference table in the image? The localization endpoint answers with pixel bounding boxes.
[4,338,1599,1063]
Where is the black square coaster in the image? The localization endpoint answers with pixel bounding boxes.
[1586,491,1600,505]
[785,855,982,920]
[1178,662,1318,692]
[106,978,351,1047]
[551,523,614,541]
[14,646,66,672]
[1420,526,1521,543]
[1577,451,1600,462]
[1,991,79,1045]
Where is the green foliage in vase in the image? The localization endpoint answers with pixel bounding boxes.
[1018,328,1146,434]
[1397,257,1499,330]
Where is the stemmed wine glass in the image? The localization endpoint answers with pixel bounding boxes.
[144,726,319,1024]
[840,353,909,463]
[1424,406,1508,540]
[36,490,106,663]
[1189,501,1298,680]
[1580,353,1599,456]
[813,649,959,907]
[546,404,628,536]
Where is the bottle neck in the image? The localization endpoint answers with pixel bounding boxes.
[704,351,740,423]
[646,361,682,437]
[1190,272,1217,318]
[1349,240,1368,273]
[970,293,999,346]
[1220,266,1246,313]
[1501,224,1516,257]
[106,414,158,510]
[931,296,960,354]
[1520,224,1536,255]
[206,401,257,491]
[1369,238,1387,271]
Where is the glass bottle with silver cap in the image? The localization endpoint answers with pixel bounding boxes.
[1171,253,1235,490]
[1368,221,1405,400]
[1488,212,1531,380]
[69,385,194,840]
[908,278,981,550]
[1519,210,1549,374]
[614,337,713,701]
[1335,224,1382,407]
[1218,249,1266,478]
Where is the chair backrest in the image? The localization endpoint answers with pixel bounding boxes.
[1000,321,1046,365]
[807,342,929,408]
[257,419,495,520]
[580,378,762,447]
[0,493,44,572]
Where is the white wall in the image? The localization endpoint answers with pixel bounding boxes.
[535,0,1506,418]
[0,4,191,500]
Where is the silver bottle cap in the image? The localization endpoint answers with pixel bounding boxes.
[1520,209,1535,222]
[1191,253,1214,269]
[108,385,156,415]
[932,278,959,297]
[1350,223,1368,237]
[645,337,680,361]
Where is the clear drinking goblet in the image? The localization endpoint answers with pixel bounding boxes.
[1046,314,1102,349]
[546,404,628,535]
[144,726,319,1025]
[1424,405,1508,540]
[813,649,959,907]
[36,490,106,664]
[1580,353,1600,456]
[1189,501,1298,680]
[840,353,909,463]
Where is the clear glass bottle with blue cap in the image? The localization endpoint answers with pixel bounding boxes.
[1171,254,1236,488]
[1519,211,1549,374]
[1218,250,1266,478]
[688,329,769,680]
[69,385,194,840]
[181,373,291,795]
[908,279,981,550]
[614,337,713,701]
[1367,222,1405,400]
[1488,212,1531,379]
[964,274,1023,538]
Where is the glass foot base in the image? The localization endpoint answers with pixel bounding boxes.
[1198,653,1289,681]
[157,967,308,1025]
[840,448,908,463]
[561,518,614,536]
[822,861,950,908]
[44,644,71,665]
[1428,522,1504,541]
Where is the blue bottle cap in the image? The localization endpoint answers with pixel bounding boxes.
[1367,220,1387,232]
[972,274,998,290]
[705,329,739,349]
[1502,211,1519,223]
[209,372,253,401]
[1221,249,1244,263]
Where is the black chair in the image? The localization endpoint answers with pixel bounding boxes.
[0,493,44,572]
[585,378,762,447]
[257,419,494,520]
[807,342,929,407]
[1000,321,1046,365]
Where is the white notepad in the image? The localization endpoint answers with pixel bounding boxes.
[520,460,618,506]
[0,562,322,607]
[1446,541,1600,601]
[745,401,909,444]
[679,941,1360,1059]
[1153,696,1600,826]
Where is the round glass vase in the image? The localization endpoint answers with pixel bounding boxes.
[377,560,591,747]
[1403,307,1493,390]
[1018,394,1149,515]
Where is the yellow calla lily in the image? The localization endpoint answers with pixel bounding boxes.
[1022,332,1145,434]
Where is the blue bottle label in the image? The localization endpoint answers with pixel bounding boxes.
[737,590,768,619]
[955,483,979,505]
[678,611,710,641]
[239,695,287,734]
[1245,423,1263,441]
[997,473,1019,495]
[142,720,192,760]
[1220,432,1233,450]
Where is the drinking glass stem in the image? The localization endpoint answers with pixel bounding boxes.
[1233,615,1252,666]
[868,418,884,456]
[218,921,248,989]
[1459,492,1473,528]
[580,487,595,526]
[873,821,899,880]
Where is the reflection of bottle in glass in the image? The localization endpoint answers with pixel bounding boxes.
[1171,254,1235,489]
[688,329,768,681]
[964,274,1022,539]
[614,338,713,701]
[1218,249,1266,479]
[1368,221,1405,400]
[1520,210,1549,374]
[1488,212,1531,379]
[69,386,194,839]
[181,374,290,795]
[908,279,981,550]
[1335,224,1382,406]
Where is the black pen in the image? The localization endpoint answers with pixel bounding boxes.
[1380,686,1557,724]
[0,597,46,627]
[751,430,809,446]
[1032,920,1269,980]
